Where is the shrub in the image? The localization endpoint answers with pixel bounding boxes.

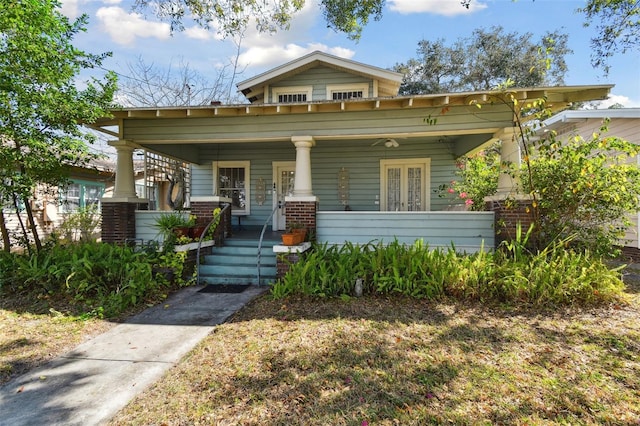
[271,239,625,306]
[0,242,181,317]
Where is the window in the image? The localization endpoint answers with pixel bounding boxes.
[213,161,250,215]
[60,181,104,213]
[327,83,369,101]
[278,93,307,103]
[332,90,363,100]
[272,86,312,104]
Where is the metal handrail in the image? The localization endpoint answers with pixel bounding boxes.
[257,201,281,286]
[195,203,230,286]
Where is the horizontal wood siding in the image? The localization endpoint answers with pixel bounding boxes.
[135,210,190,245]
[317,211,495,252]
[189,138,460,225]
[122,104,512,143]
[191,143,295,227]
[270,66,373,102]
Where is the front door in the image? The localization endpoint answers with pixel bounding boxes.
[273,161,296,230]
[380,158,431,211]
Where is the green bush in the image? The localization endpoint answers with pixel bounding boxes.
[271,238,625,306]
[0,242,184,317]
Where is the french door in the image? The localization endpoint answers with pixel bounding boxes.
[272,161,296,230]
[380,158,430,211]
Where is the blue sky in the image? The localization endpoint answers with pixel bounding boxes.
[60,0,640,108]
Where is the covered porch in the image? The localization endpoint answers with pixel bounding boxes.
[92,85,611,254]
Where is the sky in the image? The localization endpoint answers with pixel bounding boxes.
[59,0,640,109]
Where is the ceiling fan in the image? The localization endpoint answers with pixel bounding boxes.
[371,138,400,148]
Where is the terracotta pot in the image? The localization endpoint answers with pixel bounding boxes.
[282,233,302,246]
[189,226,207,239]
[292,228,307,241]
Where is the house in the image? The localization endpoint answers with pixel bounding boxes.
[91,51,612,282]
[1,161,114,246]
[540,108,640,258]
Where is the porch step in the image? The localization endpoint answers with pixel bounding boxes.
[198,236,280,286]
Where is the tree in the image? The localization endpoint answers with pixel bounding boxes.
[116,56,243,107]
[452,85,640,257]
[394,26,570,95]
[0,0,117,252]
[580,0,639,74]
[526,124,640,256]
[133,0,384,40]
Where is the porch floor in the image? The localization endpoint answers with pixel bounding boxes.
[229,227,283,241]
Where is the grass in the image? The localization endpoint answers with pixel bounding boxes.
[109,274,640,425]
[0,292,112,385]
[2,266,639,424]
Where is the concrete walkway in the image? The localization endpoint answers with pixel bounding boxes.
[0,285,267,426]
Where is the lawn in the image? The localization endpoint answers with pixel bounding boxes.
[109,276,640,425]
[2,268,638,424]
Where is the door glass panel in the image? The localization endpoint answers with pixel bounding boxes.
[219,167,246,211]
[407,167,422,211]
[280,170,295,196]
[386,167,401,211]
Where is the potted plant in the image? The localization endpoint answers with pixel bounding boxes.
[289,222,307,241]
[153,211,191,244]
[281,222,306,245]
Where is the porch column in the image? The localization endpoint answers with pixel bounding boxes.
[291,136,315,197]
[101,140,148,244]
[485,127,535,245]
[110,140,138,199]
[494,128,520,198]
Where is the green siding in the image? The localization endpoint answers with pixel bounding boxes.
[122,104,512,144]
[190,138,461,226]
[317,211,495,252]
[269,66,373,102]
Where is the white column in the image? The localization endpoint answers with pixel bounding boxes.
[291,136,315,197]
[109,140,138,200]
[493,128,523,199]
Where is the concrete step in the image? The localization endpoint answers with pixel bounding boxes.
[199,264,276,277]
[199,275,276,286]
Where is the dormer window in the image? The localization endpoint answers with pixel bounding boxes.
[279,93,307,103]
[332,90,363,100]
[272,86,313,104]
[327,83,369,101]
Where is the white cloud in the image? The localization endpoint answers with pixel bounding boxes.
[58,0,80,19]
[238,44,354,68]
[96,7,171,46]
[184,26,223,41]
[388,0,487,16]
[234,2,354,69]
[597,94,640,109]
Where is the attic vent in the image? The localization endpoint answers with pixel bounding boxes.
[332,90,363,100]
[278,93,307,103]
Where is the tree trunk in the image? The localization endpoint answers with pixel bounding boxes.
[0,209,10,252]
[11,193,31,256]
[22,195,42,252]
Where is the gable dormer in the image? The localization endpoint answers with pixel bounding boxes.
[236,51,403,104]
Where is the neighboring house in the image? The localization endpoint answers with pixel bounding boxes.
[91,51,611,278]
[2,162,114,244]
[541,108,640,257]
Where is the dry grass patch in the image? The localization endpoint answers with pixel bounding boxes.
[111,282,640,425]
[0,293,112,385]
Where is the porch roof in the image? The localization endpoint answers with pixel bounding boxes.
[90,85,613,137]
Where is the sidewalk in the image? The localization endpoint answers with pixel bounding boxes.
[0,285,267,426]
